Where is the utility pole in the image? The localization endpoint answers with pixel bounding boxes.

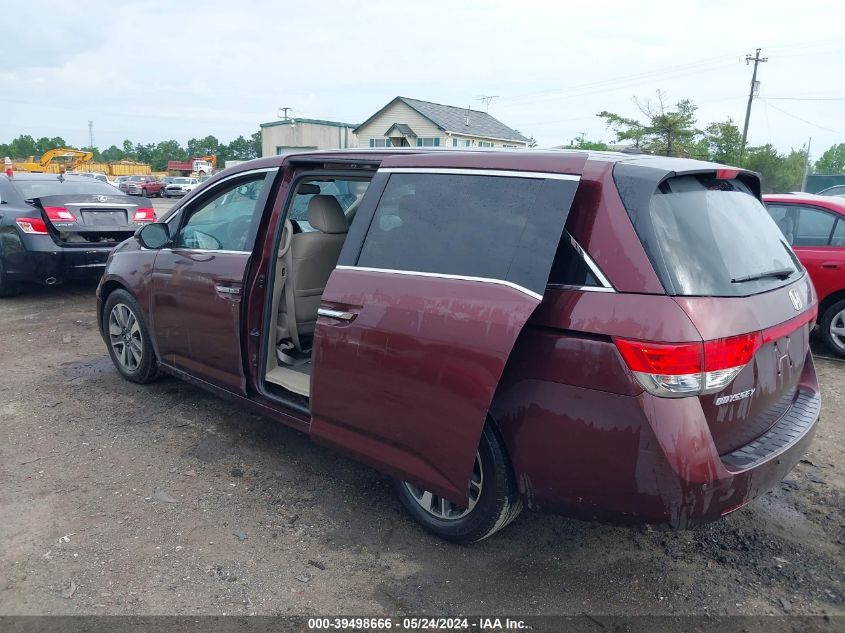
[740,48,768,163]
[476,95,499,113]
[88,120,95,149]
[278,107,293,121]
[801,137,812,192]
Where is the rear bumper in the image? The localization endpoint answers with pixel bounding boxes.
[3,235,113,284]
[495,352,821,529]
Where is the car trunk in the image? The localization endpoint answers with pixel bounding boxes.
[35,194,146,246]
[614,166,816,458]
[673,277,815,455]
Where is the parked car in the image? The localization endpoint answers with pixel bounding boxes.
[163,177,200,198]
[815,185,845,197]
[160,176,177,189]
[0,172,155,295]
[764,193,845,357]
[119,175,164,197]
[97,150,820,543]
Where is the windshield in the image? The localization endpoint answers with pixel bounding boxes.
[173,178,191,184]
[12,178,123,200]
[642,175,800,296]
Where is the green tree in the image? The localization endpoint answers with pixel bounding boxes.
[100,145,125,162]
[121,140,136,160]
[250,131,261,156]
[743,144,807,193]
[187,135,220,158]
[149,140,186,171]
[225,135,259,160]
[598,91,699,156]
[814,143,845,174]
[699,119,742,166]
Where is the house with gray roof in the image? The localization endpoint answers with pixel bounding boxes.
[355,97,530,149]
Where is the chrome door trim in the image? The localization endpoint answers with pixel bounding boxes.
[336,265,543,301]
[317,308,356,320]
[379,167,580,181]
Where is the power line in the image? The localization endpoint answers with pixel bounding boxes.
[761,99,845,136]
[765,97,845,101]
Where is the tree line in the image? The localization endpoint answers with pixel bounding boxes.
[0,132,261,172]
[567,91,844,193]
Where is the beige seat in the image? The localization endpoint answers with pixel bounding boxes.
[277,195,348,350]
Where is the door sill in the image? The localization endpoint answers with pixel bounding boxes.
[266,365,311,397]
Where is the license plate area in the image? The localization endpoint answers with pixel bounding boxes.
[80,209,128,225]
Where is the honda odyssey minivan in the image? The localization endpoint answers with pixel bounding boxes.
[97,149,820,543]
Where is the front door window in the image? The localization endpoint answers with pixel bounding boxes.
[175,176,267,251]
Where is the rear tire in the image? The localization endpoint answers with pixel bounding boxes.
[393,423,522,544]
[103,289,159,383]
[0,258,20,298]
[820,299,845,358]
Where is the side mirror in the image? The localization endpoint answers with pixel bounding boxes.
[137,222,170,249]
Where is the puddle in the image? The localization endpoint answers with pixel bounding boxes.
[61,355,115,379]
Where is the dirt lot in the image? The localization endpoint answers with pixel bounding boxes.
[0,276,843,618]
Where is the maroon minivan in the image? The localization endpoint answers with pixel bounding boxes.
[97,149,820,543]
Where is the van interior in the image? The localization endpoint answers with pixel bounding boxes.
[264,175,372,400]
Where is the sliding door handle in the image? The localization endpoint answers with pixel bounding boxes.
[317,308,356,321]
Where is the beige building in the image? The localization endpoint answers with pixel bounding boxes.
[355,96,529,149]
[259,118,358,157]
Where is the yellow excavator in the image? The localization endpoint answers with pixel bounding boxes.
[13,148,95,173]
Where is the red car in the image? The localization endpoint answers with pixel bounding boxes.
[764,193,845,358]
[97,150,819,543]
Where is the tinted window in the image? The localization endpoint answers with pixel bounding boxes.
[819,185,845,196]
[643,176,799,296]
[175,175,267,251]
[794,206,836,246]
[548,233,600,287]
[357,173,579,295]
[11,178,123,199]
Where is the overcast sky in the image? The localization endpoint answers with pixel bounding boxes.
[2,0,843,158]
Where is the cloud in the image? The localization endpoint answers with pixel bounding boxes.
[2,0,843,153]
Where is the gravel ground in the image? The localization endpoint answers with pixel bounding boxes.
[0,275,843,618]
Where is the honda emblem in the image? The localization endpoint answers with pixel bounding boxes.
[788,288,803,311]
[96,195,108,202]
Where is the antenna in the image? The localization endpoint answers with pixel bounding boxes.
[278,107,293,121]
[88,120,95,148]
[466,104,471,127]
[476,95,499,113]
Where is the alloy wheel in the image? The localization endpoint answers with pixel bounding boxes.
[403,452,483,520]
[108,303,143,371]
[830,308,845,353]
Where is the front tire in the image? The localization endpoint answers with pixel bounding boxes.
[103,289,159,383]
[393,423,522,544]
[820,299,845,358]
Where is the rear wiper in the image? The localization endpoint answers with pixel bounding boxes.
[731,268,794,283]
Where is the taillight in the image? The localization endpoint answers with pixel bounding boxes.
[15,217,49,235]
[44,206,76,222]
[133,207,155,222]
[614,332,762,398]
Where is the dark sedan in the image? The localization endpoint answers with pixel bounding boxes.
[0,172,155,296]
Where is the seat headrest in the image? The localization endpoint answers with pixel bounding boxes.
[307,195,348,234]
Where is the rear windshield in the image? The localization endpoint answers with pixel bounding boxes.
[11,178,121,200]
[636,175,800,296]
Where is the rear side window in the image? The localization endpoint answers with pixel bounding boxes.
[766,204,839,246]
[356,173,578,296]
[637,175,800,296]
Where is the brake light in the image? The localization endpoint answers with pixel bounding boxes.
[614,332,762,398]
[15,217,48,234]
[716,168,739,180]
[133,207,155,222]
[44,206,76,222]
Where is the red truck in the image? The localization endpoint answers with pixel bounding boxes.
[167,157,216,175]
